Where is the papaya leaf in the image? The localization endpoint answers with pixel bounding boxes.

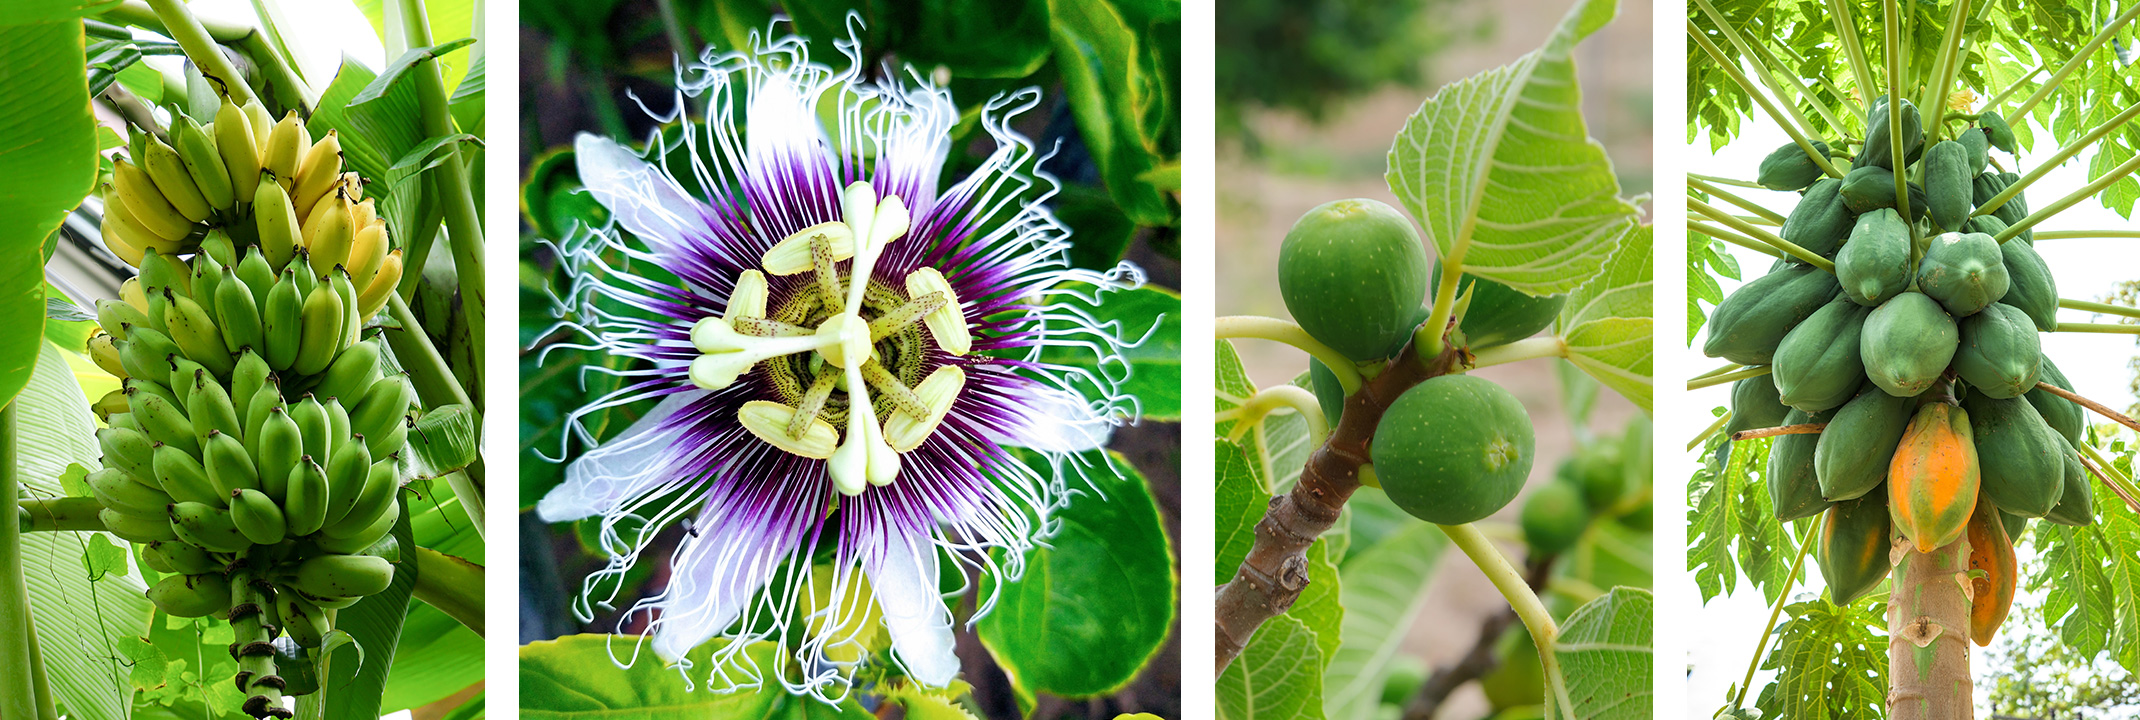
[1555,223,1653,412]
[1383,0,1638,296]
[1547,587,1653,720]
[2030,469,2140,672]
[1688,235,1738,344]
[1687,426,1795,605]
[1750,598,1888,720]
[1216,614,1324,720]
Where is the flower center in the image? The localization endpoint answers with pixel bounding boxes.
[684,182,972,496]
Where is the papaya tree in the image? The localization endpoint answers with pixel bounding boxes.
[1689,0,2140,716]
[0,0,486,718]
[1213,0,1655,717]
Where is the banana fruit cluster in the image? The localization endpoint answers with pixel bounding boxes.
[83,238,410,717]
[101,98,402,324]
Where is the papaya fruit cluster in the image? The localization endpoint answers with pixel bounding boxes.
[1282,199,1556,526]
[1722,101,2089,644]
[81,106,413,718]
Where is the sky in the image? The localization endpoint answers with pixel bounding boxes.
[1682,111,2140,716]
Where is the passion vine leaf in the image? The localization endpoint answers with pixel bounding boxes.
[1548,587,1654,720]
[1751,597,1889,720]
[1216,614,1325,720]
[520,635,873,718]
[1320,521,1448,720]
[1383,0,1639,296]
[1036,284,1181,422]
[1556,223,1654,412]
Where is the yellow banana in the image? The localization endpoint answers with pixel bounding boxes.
[215,99,261,204]
[170,116,234,214]
[229,488,287,545]
[92,389,131,421]
[347,222,388,290]
[293,283,345,376]
[114,158,195,241]
[253,175,302,272]
[121,277,151,315]
[142,135,212,223]
[98,196,146,266]
[290,554,393,598]
[349,197,376,229]
[358,251,402,321]
[264,112,307,187]
[169,500,253,553]
[100,507,178,543]
[88,332,127,378]
[241,100,275,154]
[303,195,354,276]
[293,132,342,219]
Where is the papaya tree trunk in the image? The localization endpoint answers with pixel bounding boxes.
[1886,535,1973,719]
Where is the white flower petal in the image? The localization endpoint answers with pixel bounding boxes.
[536,391,703,523]
[650,517,790,662]
[991,385,1115,453]
[574,134,709,255]
[867,531,959,687]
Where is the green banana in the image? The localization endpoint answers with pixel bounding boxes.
[243,381,285,461]
[363,416,407,461]
[152,443,225,505]
[171,115,235,213]
[261,267,303,372]
[255,175,301,272]
[290,395,330,461]
[291,250,318,297]
[317,500,396,554]
[88,332,127,378]
[92,390,132,422]
[116,326,180,380]
[199,230,237,269]
[316,340,380,406]
[264,112,305,184]
[229,488,288,545]
[237,248,276,310]
[100,507,177,543]
[96,299,151,341]
[322,439,371,528]
[288,554,393,598]
[164,289,235,376]
[125,378,182,417]
[187,374,243,441]
[169,501,253,553]
[292,282,344,376]
[284,456,330,536]
[146,540,221,575]
[349,376,409,441]
[130,389,199,457]
[229,351,270,425]
[215,98,261,204]
[256,407,301,501]
[88,466,173,515]
[97,426,156,479]
[203,430,259,496]
[109,411,143,435]
[322,458,397,540]
[324,398,351,453]
[216,268,264,355]
[330,267,361,346]
[275,590,329,648]
[146,573,232,618]
[190,252,225,316]
[137,249,190,298]
[165,358,206,408]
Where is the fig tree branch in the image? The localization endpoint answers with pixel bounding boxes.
[1398,554,1556,720]
[2032,381,2140,433]
[1215,315,1362,393]
[1213,339,1464,673]
[1729,422,1827,441]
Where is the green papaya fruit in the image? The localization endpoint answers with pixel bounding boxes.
[1758,140,1834,191]
[1726,376,1791,435]
[1308,358,1345,426]
[1958,127,1992,175]
[1835,208,1911,306]
[1431,262,1567,349]
[1997,240,2057,331]
[1780,178,1854,259]
[1965,214,2009,238]
[1861,292,1958,397]
[1962,393,2065,518]
[2042,434,2094,526]
[1980,111,2017,154]
[1924,140,1973,231]
[1703,263,1843,365]
[1955,303,2043,399]
[1856,97,1924,170]
[2001,510,2030,543]
[1990,171,2030,230]
[1278,198,1428,361]
[1840,166,1931,220]
[1971,171,2008,206]
[1771,406,1839,521]
[1773,298,1873,413]
[1918,232,2010,316]
[1815,389,1915,501]
[1372,375,1535,525]
[2026,355,2084,446]
[1520,479,1591,555]
[1818,491,1893,606]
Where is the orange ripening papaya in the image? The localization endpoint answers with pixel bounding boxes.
[1888,402,1980,552]
[1967,497,2017,646]
[1818,491,1893,607]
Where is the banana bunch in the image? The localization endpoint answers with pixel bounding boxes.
[101,98,402,325]
[84,245,412,718]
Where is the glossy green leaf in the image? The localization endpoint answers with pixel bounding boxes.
[0,19,97,408]
[1048,0,1174,227]
[1037,284,1180,421]
[979,450,1176,698]
[1547,587,1653,719]
[519,634,873,718]
[298,501,417,720]
[1321,522,1447,720]
[1216,614,1324,720]
[351,0,479,93]
[1555,223,1652,412]
[1383,0,1636,295]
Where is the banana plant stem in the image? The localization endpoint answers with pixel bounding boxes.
[17,497,107,533]
[399,0,487,362]
[1214,315,1362,393]
[1688,365,1771,390]
[443,470,484,540]
[385,293,473,409]
[1733,532,1812,710]
[0,406,49,720]
[143,0,256,106]
[2059,298,2140,319]
[1439,522,1570,712]
[411,546,484,636]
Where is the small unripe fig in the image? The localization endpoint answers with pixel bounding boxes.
[1278,198,1428,361]
[1372,374,1536,525]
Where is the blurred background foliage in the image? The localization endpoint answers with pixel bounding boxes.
[518,1,1181,717]
[1215,0,1485,147]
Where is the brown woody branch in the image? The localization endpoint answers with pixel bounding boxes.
[1398,555,1556,720]
[1214,339,1468,674]
[2033,381,2140,434]
[1727,422,1828,442]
